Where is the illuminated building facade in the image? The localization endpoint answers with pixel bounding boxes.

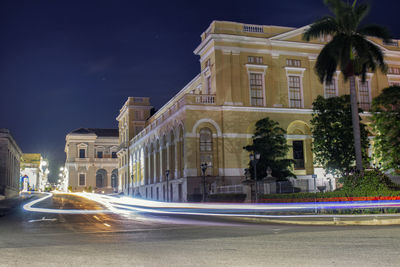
[20,153,49,191]
[0,128,22,198]
[64,128,119,193]
[117,21,400,202]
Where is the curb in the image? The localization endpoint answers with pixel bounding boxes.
[227,215,400,226]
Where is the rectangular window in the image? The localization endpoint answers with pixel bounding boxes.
[248,56,263,64]
[358,81,371,110]
[288,76,302,108]
[388,67,400,75]
[112,152,117,158]
[97,151,103,158]
[79,174,85,186]
[293,141,305,169]
[250,73,264,106]
[286,59,301,67]
[79,149,85,158]
[206,76,212,94]
[390,81,400,86]
[324,79,337,98]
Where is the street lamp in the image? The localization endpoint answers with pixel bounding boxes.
[165,169,170,202]
[200,163,208,202]
[250,152,261,203]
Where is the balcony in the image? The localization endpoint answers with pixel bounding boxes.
[179,94,216,106]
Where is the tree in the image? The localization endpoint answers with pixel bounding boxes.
[244,117,294,181]
[371,86,400,172]
[303,0,391,172]
[311,95,369,176]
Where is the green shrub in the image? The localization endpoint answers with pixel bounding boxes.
[68,186,72,192]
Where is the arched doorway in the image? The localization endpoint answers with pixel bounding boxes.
[111,169,118,190]
[96,169,107,188]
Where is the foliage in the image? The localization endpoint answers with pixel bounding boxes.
[371,86,400,172]
[311,95,369,176]
[303,0,391,172]
[244,117,294,181]
[340,170,400,196]
[303,0,391,83]
[67,186,72,192]
[262,171,400,201]
[207,194,247,203]
[88,186,92,192]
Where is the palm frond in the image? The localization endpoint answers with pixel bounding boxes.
[324,0,349,19]
[351,34,387,81]
[303,17,339,41]
[314,37,344,83]
[358,24,392,42]
[353,3,370,26]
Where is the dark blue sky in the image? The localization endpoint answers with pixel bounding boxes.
[1,0,398,181]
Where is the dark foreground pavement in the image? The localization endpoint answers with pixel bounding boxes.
[1,193,400,266]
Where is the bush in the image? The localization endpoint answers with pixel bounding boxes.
[262,170,400,202]
[68,186,72,192]
[187,194,202,202]
[340,170,400,196]
[207,193,247,203]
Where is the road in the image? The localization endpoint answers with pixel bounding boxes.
[1,193,400,266]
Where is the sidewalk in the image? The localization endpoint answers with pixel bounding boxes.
[228,213,400,226]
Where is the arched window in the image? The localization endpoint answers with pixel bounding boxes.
[111,169,118,189]
[199,128,213,169]
[96,169,107,188]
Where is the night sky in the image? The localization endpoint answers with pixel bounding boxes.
[1,0,398,181]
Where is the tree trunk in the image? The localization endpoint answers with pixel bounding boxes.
[349,75,363,172]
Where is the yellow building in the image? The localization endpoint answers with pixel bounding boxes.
[64,128,119,193]
[117,21,400,202]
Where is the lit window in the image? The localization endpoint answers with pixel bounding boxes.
[250,73,264,106]
[324,78,337,98]
[288,76,302,108]
[79,174,85,186]
[358,81,371,111]
[286,59,301,67]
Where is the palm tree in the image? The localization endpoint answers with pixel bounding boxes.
[303,0,391,172]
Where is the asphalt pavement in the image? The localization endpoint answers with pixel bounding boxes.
[1,193,400,266]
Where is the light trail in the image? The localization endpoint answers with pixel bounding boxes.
[23,192,111,214]
[77,192,400,218]
[23,192,400,219]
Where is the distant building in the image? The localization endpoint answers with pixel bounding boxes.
[64,128,119,192]
[0,129,22,198]
[116,97,152,195]
[20,153,49,191]
[116,21,400,202]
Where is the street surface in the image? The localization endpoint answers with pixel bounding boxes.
[1,193,400,266]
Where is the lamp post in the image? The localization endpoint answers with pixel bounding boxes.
[165,169,170,202]
[200,163,208,202]
[250,152,260,203]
